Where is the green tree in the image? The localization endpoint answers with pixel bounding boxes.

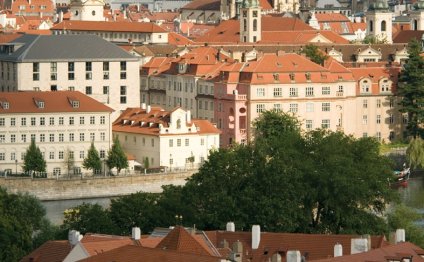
[83,142,102,174]
[398,39,424,138]
[109,192,159,234]
[0,187,54,261]
[406,137,424,169]
[23,138,46,173]
[106,137,128,175]
[60,203,117,235]
[388,204,424,247]
[301,44,328,65]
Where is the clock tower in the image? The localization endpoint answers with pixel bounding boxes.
[70,0,105,21]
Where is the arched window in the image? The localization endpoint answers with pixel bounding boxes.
[253,19,257,31]
[369,20,373,32]
[177,119,181,129]
[243,19,247,31]
[381,20,386,32]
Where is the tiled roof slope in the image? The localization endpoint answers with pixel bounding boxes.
[0,91,113,113]
[156,226,216,256]
[0,33,22,43]
[79,245,224,262]
[311,242,424,262]
[182,0,221,10]
[0,34,137,62]
[205,231,388,262]
[51,20,167,33]
[20,240,72,262]
[315,13,350,22]
[393,30,424,43]
[349,66,401,95]
[81,234,140,256]
[11,0,54,14]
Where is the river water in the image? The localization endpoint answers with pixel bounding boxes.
[42,175,424,226]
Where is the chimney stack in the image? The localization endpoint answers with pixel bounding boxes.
[186,110,191,123]
[141,103,146,110]
[68,230,82,246]
[226,222,235,232]
[231,240,243,262]
[252,225,260,249]
[334,243,343,257]
[147,105,151,113]
[396,229,406,243]
[132,227,141,240]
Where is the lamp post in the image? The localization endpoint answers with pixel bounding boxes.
[15,159,17,175]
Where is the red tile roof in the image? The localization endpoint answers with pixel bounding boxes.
[168,31,194,45]
[11,0,54,15]
[20,240,72,262]
[51,20,167,33]
[79,245,223,262]
[315,13,350,22]
[0,91,113,114]
[393,30,424,44]
[128,11,179,22]
[349,66,401,95]
[0,33,22,43]
[81,233,139,256]
[312,242,424,262]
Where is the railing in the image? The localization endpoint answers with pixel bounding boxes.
[336,91,344,97]
[237,94,247,100]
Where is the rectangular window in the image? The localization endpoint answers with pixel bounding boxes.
[103,62,109,79]
[85,86,92,95]
[49,152,54,160]
[306,120,313,130]
[49,134,54,142]
[59,151,64,159]
[289,103,298,113]
[273,87,282,97]
[273,104,281,111]
[68,62,75,80]
[11,152,15,161]
[49,117,54,125]
[377,99,381,108]
[100,150,105,159]
[11,134,15,143]
[69,117,74,125]
[363,99,368,109]
[80,117,85,125]
[289,87,298,97]
[257,87,265,97]
[80,133,84,141]
[31,117,36,126]
[0,118,4,126]
[59,133,64,142]
[40,134,45,142]
[33,62,39,81]
[362,115,368,125]
[50,62,57,80]
[377,115,381,124]
[59,117,64,125]
[256,104,265,113]
[100,132,105,141]
[80,151,84,159]
[21,118,26,126]
[90,116,95,125]
[120,61,127,79]
[177,139,181,147]
[120,86,127,104]
[185,138,189,146]
[390,98,394,108]
[39,117,45,126]
[103,86,109,95]
[389,114,394,124]
[322,86,330,95]
[151,139,154,147]
[69,133,74,142]
[306,103,314,112]
[201,138,205,146]
[322,119,330,129]
[0,153,5,161]
[90,132,95,141]
[0,134,5,143]
[10,118,15,126]
[322,103,330,112]
[100,116,105,125]
[21,134,26,142]
[169,139,173,147]
[85,62,92,80]
[306,87,314,97]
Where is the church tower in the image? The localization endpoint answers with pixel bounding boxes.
[410,0,424,31]
[365,0,392,43]
[70,0,105,21]
[240,0,261,43]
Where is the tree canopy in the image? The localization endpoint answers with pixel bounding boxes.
[398,38,424,138]
[23,138,46,173]
[301,44,329,66]
[106,137,128,174]
[83,142,102,174]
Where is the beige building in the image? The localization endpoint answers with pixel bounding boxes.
[0,91,113,176]
[112,105,220,170]
[0,34,140,120]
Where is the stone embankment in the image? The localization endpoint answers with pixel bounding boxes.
[0,171,195,201]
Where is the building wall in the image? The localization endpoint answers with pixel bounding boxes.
[13,60,139,120]
[52,30,168,44]
[0,111,112,175]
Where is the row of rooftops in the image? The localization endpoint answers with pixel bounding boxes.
[21,225,424,262]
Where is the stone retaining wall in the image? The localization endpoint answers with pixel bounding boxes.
[0,171,194,200]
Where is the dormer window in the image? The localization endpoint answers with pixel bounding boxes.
[38,101,44,108]
[305,72,311,81]
[177,119,181,129]
[360,79,371,94]
[0,100,9,109]
[289,73,295,81]
[273,73,279,81]
[178,63,187,74]
[72,101,79,108]
[380,79,391,93]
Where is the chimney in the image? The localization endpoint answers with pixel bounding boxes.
[226,222,235,232]
[68,230,82,246]
[286,250,301,262]
[252,225,260,249]
[186,110,191,123]
[350,238,368,254]
[272,253,282,262]
[147,105,151,113]
[231,240,243,262]
[132,227,141,240]
[396,229,406,243]
[59,11,63,23]
[141,103,146,110]
[334,243,343,257]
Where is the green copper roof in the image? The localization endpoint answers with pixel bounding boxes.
[368,0,389,11]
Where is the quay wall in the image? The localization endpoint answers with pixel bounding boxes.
[0,172,194,200]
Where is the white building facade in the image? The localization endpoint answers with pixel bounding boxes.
[0,91,113,176]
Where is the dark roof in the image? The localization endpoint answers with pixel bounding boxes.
[393,30,424,43]
[182,0,221,10]
[0,34,138,62]
[20,240,72,262]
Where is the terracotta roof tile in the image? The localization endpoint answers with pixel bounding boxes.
[0,91,113,114]
[315,13,350,22]
[182,0,221,10]
[393,30,424,43]
[168,31,194,45]
[20,240,72,262]
[51,20,167,33]
[11,0,54,15]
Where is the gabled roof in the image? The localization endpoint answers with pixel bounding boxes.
[51,20,167,33]
[393,30,424,43]
[156,226,216,256]
[315,13,350,22]
[0,34,137,62]
[168,32,194,46]
[181,0,221,10]
[0,91,113,114]
[312,242,424,262]
[81,233,140,256]
[11,0,54,14]
[20,240,72,262]
[79,245,223,262]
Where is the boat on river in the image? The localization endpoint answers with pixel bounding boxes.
[392,166,411,188]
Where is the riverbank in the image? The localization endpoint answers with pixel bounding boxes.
[0,171,195,201]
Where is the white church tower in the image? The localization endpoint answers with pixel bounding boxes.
[410,0,424,31]
[240,0,261,43]
[365,0,393,43]
[70,0,105,21]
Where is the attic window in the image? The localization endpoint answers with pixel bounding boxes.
[305,72,311,81]
[273,73,279,81]
[0,101,9,109]
[72,101,79,108]
[38,101,44,108]
[289,73,295,81]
